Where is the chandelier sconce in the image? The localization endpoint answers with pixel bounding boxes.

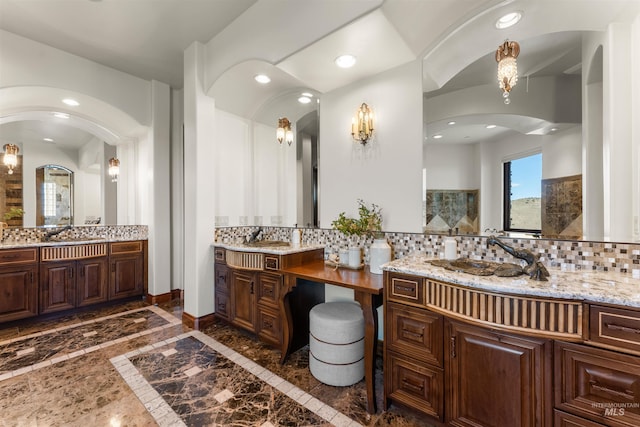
[351,103,374,145]
[108,157,120,182]
[496,39,520,104]
[3,144,19,175]
[276,117,293,145]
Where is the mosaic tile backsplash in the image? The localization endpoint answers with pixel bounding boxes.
[215,226,640,276]
[1,225,148,244]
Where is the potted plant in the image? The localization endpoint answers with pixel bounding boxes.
[2,207,24,229]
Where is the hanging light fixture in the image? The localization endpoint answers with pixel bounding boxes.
[496,39,520,104]
[351,103,374,145]
[108,157,120,182]
[3,144,19,175]
[276,117,293,145]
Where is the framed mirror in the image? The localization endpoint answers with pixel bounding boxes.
[35,165,73,227]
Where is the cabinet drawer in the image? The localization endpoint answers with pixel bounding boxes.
[385,351,443,421]
[215,265,229,294]
[264,255,279,271]
[386,302,443,367]
[214,247,226,264]
[215,291,230,320]
[257,272,280,307]
[590,305,640,355]
[554,409,606,427]
[555,341,640,426]
[110,241,143,255]
[387,274,425,306]
[0,248,38,265]
[257,306,281,346]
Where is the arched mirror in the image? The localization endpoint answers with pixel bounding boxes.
[35,165,73,227]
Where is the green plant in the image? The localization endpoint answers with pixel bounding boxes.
[3,207,24,221]
[332,199,382,237]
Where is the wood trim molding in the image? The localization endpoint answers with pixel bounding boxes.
[182,311,216,330]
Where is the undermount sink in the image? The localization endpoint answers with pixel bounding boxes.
[430,258,524,277]
[244,240,291,248]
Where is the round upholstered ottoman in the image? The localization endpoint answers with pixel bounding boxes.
[309,301,364,386]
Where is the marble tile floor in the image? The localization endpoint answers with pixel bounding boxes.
[0,299,432,427]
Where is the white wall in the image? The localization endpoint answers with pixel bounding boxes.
[424,143,479,190]
[319,60,423,233]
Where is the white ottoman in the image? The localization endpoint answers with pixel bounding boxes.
[309,301,364,386]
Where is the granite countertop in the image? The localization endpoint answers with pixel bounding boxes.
[213,241,326,255]
[0,236,145,249]
[383,254,640,308]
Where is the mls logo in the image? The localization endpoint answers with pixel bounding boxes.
[604,407,625,416]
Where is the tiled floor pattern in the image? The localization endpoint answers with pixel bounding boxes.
[112,331,361,426]
[0,305,181,381]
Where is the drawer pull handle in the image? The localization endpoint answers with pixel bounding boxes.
[450,336,457,358]
[589,380,634,400]
[402,329,424,339]
[605,323,640,335]
[401,378,424,393]
[395,285,415,293]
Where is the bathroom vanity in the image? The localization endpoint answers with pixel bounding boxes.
[0,238,147,323]
[383,254,640,427]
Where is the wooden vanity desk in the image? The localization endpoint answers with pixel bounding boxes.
[280,261,383,414]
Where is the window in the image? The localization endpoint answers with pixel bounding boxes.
[43,182,57,217]
[503,153,542,232]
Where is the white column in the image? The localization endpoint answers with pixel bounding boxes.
[603,23,633,241]
[183,41,216,320]
[632,15,640,242]
[147,80,172,297]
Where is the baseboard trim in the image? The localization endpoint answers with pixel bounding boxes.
[145,289,183,305]
[182,311,216,330]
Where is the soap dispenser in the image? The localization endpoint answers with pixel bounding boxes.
[292,225,301,246]
[443,230,458,260]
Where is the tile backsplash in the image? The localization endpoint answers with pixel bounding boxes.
[215,226,640,276]
[1,225,148,243]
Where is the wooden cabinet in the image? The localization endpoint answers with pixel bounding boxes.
[256,271,282,346]
[40,256,108,314]
[214,263,230,320]
[231,269,257,331]
[109,241,145,300]
[446,320,552,426]
[0,248,38,322]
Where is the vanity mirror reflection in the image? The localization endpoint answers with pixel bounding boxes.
[422,31,624,241]
[0,119,117,228]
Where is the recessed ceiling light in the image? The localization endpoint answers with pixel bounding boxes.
[447,121,456,125]
[43,138,54,142]
[254,74,270,84]
[486,124,497,129]
[550,127,558,132]
[298,96,311,104]
[301,92,313,98]
[433,134,443,139]
[495,11,522,29]
[53,112,70,119]
[335,54,356,68]
[62,98,79,106]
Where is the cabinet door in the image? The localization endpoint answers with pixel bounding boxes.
[109,254,143,300]
[386,302,443,367]
[257,272,280,309]
[40,261,75,314]
[256,305,281,346]
[446,320,552,427]
[0,264,38,322]
[77,257,108,307]
[215,264,229,295]
[231,270,256,332]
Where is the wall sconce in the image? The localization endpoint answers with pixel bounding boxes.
[3,144,19,175]
[108,157,120,182]
[351,103,374,145]
[276,117,293,145]
[496,39,520,104]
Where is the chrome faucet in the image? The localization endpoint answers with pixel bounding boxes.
[246,227,263,243]
[43,225,73,241]
[487,235,549,281]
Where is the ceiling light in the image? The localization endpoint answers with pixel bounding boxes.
[53,112,70,119]
[335,54,356,68]
[301,92,313,98]
[550,127,558,132]
[3,144,19,175]
[496,39,520,104]
[62,98,79,106]
[254,74,270,84]
[43,138,54,142]
[447,121,456,125]
[298,96,311,104]
[433,135,443,139]
[486,124,497,129]
[495,12,522,29]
